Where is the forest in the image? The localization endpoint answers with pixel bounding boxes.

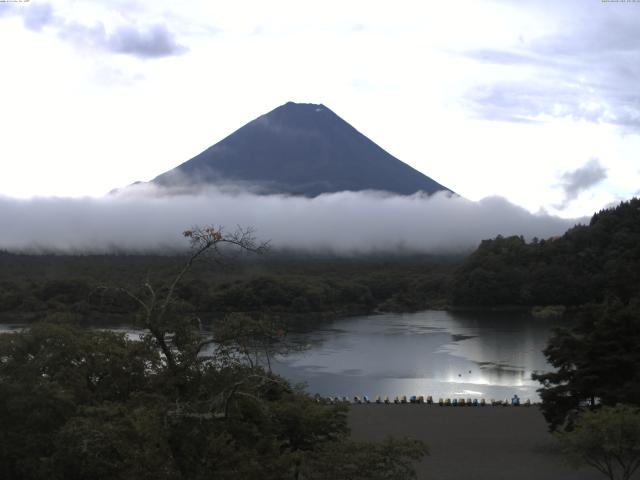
[0,227,429,480]
[0,250,458,326]
[452,197,640,307]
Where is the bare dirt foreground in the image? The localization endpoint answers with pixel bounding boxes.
[348,405,604,480]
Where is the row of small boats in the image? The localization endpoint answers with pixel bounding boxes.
[319,394,532,406]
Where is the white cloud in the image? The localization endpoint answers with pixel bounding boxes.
[1,2,187,58]
[0,189,580,253]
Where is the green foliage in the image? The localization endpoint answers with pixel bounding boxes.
[0,323,160,479]
[0,251,459,324]
[556,404,640,480]
[53,400,178,480]
[213,313,291,371]
[0,322,385,480]
[452,198,640,307]
[0,228,428,480]
[531,305,566,319]
[534,299,640,431]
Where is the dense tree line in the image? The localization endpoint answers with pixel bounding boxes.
[532,296,640,480]
[534,298,640,430]
[0,251,457,325]
[452,198,640,307]
[0,321,426,480]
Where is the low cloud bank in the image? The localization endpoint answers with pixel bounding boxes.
[0,188,583,254]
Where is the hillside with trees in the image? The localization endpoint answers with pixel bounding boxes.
[452,198,640,307]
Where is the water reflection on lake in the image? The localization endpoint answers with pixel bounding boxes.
[0,310,560,401]
[271,310,558,401]
[0,324,149,341]
[0,324,26,334]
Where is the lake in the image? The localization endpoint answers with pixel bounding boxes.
[0,309,560,401]
[270,310,559,402]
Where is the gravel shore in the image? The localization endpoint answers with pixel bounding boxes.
[348,404,604,480]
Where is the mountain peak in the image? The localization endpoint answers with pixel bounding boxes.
[282,101,325,109]
[254,101,337,131]
[151,102,452,197]
[271,102,329,116]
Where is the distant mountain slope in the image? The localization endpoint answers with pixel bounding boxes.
[152,102,452,196]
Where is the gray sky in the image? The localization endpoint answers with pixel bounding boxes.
[0,0,639,221]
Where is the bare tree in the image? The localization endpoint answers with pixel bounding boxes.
[110,225,298,421]
[117,225,268,370]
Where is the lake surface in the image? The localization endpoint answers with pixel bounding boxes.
[0,310,560,401]
[270,310,559,401]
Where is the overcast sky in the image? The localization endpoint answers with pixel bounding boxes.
[1,0,639,219]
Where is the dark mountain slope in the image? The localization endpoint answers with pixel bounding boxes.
[152,102,452,196]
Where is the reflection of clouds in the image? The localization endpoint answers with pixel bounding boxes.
[0,324,26,334]
[440,365,533,389]
[270,310,554,399]
[271,368,541,400]
[480,369,532,388]
[386,324,445,336]
[1,314,549,402]
[454,389,483,396]
[440,312,554,379]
